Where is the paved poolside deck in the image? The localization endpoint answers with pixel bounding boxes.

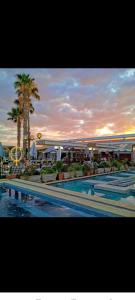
[2,178,135,217]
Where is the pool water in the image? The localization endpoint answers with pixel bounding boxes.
[0,184,114,217]
[94,188,132,201]
[88,175,114,181]
[109,172,134,177]
[52,171,135,204]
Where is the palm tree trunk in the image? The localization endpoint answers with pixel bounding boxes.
[28,111,30,155]
[23,95,28,157]
[17,116,21,147]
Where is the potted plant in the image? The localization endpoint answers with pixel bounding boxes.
[61,164,70,179]
[67,165,75,178]
[56,161,64,180]
[40,167,46,183]
[93,161,99,174]
[110,159,117,172]
[70,163,83,177]
[40,167,56,182]
[82,163,91,176]
[116,161,123,171]
[104,160,111,173]
[122,159,129,171]
[99,161,107,173]
[6,166,17,179]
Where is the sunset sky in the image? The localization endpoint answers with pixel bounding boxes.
[1,68,135,146]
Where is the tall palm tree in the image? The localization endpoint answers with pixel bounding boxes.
[14,74,40,157]
[7,107,22,147]
[14,98,35,151]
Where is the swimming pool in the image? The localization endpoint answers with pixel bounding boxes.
[52,171,135,204]
[0,183,115,217]
[109,172,135,177]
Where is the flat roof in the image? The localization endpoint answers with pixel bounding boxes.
[36,133,135,150]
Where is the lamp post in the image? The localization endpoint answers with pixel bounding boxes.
[67,147,71,165]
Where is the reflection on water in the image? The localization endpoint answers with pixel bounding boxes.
[0,186,110,217]
[15,191,18,199]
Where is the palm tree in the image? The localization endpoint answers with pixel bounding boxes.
[14,98,35,151]
[7,107,22,147]
[14,74,40,157]
[27,101,35,153]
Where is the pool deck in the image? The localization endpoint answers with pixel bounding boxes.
[2,178,135,217]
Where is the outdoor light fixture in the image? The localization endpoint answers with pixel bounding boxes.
[10,146,23,166]
[54,146,63,150]
[89,146,96,151]
[37,133,42,139]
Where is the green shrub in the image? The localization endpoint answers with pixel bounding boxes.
[62,164,69,172]
[121,159,128,165]
[24,165,37,176]
[68,165,75,173]
[82,164,91,172]
[99,161,107,168]
[71,163,82,171]
[40,167,56,174]
[55,161,64,173]
[68,165,77,177]
[93,161,99,169]
[117,161,123,170]
[109,159,123,170]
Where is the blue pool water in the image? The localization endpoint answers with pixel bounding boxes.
[52,171,135,203]
[109,172,133,177]
[88,175,114,181]
[0,183,115,217]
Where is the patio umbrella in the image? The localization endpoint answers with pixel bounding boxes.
[29,142,37,159]
[0,143,5,158]
[43,147,56,153]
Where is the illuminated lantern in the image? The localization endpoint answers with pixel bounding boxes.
[10,146,23,166]
[37,133,42,139]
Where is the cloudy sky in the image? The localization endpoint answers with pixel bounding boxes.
[0,68,135,146]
